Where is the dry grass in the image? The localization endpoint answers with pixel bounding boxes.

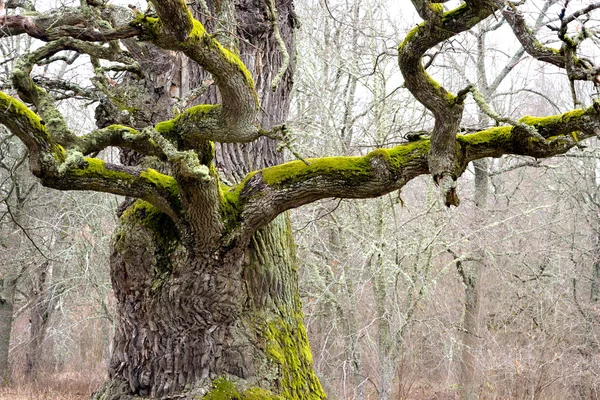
[0,370,105,400]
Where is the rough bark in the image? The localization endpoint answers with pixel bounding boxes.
[102,206,322,399]
[457,158,486,400]
[398,1,497,205]
[371,199,394,400]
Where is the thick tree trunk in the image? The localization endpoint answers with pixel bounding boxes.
[102,210,322,398]
[94,1,324,398]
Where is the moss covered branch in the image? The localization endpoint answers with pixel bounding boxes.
[11,37,140,147]
[131,11,261,144]
[398,0,499,205]
[225,105,600,239]
[500,1,600,83]
[2,1,264,146]
[0,7,140,41]
[75,125,165,158]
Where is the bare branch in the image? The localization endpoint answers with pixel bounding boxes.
[500,0,600,83]
[0,9,140,41]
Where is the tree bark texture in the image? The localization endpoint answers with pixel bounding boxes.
[105,210,322,399]
[457,158,487,400]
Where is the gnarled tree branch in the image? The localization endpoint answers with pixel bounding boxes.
[229,104,600,239]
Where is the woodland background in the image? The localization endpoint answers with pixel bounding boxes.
[2,0,600,399]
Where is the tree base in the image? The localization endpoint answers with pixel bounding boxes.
[92,377,284,400]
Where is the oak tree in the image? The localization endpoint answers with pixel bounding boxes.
[1,0,599,398]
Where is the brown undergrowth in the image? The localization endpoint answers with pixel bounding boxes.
[0,369,105,400]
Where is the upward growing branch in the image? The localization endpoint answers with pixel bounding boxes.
[398,0,499,206]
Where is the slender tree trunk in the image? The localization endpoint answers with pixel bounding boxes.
[369,199,395,400]
[24,261,59,379]
[328,225,365,400]
[0,277,16,385]
[457,29,493,398]
[591,223,600,302]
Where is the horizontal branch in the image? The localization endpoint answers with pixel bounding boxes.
[227,105,600,239]
[0,9,140,41]
[49,158,181,221]
[74,125,166,158]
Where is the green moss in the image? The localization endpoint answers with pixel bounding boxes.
[397,28,455,106]
[264,311,326,399]
[0,91,48,138]
[131,12,257,105]
[218,42,257,98]
[130,15,162,40]
[200,378,282,400]
[155,104,220,135]
[154,120,175,135]
[259,141,428,187]
[121,200,172,233]
[69,157,135,181]
[140,168,180,195]
[189,18,207,37]
[519,108,585,126]
[55,145,66,162]
[456,126,513,147]
[201,379,239,400]
[218,172,258,237]
[429,2,443,14]
[260,156,370,186]
[119,200,180,291]
[200,140,215,165]
[398,24,421,54]
[187,19,256,95]
[242,387,282,400]
[456,108,588,149]
[382,138,430,169]
[106,124,138,133]
[442,3,469,23]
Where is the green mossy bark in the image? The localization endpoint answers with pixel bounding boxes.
[200,379,282,399]
[139,168,180,195]
[243,214,326,399]
[258,141,428,187]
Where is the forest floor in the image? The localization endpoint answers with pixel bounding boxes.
[0,386,88,399]
[0,372,102,400]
